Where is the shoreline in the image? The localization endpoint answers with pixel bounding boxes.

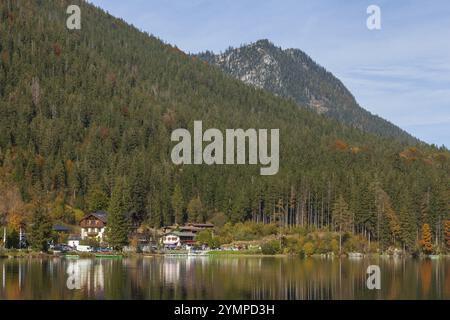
[1,249,448,260]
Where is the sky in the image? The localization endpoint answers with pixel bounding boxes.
[89,0,450,148]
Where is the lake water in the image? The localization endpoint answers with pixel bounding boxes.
[0,256,448,300]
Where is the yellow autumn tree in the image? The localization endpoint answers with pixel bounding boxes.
[420,223,433,255]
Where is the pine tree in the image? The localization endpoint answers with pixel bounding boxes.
[420,223,433,254]
[355,182,377,239]
[87,185,109,212]
[28,206,53,252]
[107,179,131,250]
[374,185,400,249]
[332,195,352,254]
[398,198,416,251]
[171,184,184,225]
[332,195,353,233]
[430,182,448,245]
[187,196,205,223]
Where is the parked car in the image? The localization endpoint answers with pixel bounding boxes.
[51,244,73,253]
[76,245,93,252]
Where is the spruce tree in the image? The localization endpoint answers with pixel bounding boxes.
[87,185,109,212]
[28,206,53,252]
[332,195,352,254]
[171,184,184,225]
[187,196,205,223]
[398,195,417,252]
[107,179,131,250]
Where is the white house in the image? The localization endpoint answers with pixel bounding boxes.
[79,211,108,243]
[161,231,196,248]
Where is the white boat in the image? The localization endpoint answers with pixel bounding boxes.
[348,252,364,258]
[187,249,210,256]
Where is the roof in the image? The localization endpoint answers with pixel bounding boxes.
[165,231,196,238]
[53,225,70,232]
[187,223,214,228]
[81,211,108,223]
[179,226,202,232]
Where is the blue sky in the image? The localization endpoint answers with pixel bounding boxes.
[89,0,450,147]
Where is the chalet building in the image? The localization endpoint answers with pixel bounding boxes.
[80,211,108,242]
[161,231,196,248]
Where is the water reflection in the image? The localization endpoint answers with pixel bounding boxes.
[0,256,448,300]
[66,260,104,292]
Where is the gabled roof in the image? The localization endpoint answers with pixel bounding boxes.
[165,231,196,238]
[81,211,108,223]
[187,223,214,228]
[53,225,70,232]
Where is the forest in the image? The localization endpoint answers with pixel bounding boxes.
[0,0,449,253]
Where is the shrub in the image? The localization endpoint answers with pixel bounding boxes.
[330,238,339,254]
[303,242,315,256]
[261,240,281,255]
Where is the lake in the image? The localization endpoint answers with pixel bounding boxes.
[0,256,448,300]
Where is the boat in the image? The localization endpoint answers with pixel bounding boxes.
[95,254,122,259]
[348,252,364,258]
[188,249,210,256]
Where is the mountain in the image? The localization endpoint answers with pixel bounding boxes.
[197,40,418,144]
[0,0,449,249]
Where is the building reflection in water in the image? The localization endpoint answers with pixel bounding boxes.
[162,257,181,285]
[2,262,5,290]
[66,259,104,293]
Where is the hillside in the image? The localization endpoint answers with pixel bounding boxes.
[0,0,449,251]
[197,40,418,144]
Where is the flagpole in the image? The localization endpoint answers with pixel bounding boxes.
[2,227,5,248]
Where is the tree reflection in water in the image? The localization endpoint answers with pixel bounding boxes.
[0,256,448,299]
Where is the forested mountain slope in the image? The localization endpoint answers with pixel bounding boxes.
[0,0,449,250]
[197,40,418,144]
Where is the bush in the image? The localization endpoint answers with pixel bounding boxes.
[217,222,279,242]
[261,240,281,255]
[303,242,315,256]
[330,239,339,254]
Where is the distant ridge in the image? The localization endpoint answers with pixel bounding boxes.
[197,39,418,145]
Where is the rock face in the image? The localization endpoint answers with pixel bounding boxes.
[197,40,417,144]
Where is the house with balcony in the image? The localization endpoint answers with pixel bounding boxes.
[161,231,196,248]
[80,211,108,242]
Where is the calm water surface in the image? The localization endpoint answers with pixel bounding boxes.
[0,256,449,300]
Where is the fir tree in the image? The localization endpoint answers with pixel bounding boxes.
[28,206,53,252]
[187,196,205,223]
[107,179,131,250]
[398,197,417,251]
[87,186,109,212]
[171,184,184,225]
[332,195,352,254]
